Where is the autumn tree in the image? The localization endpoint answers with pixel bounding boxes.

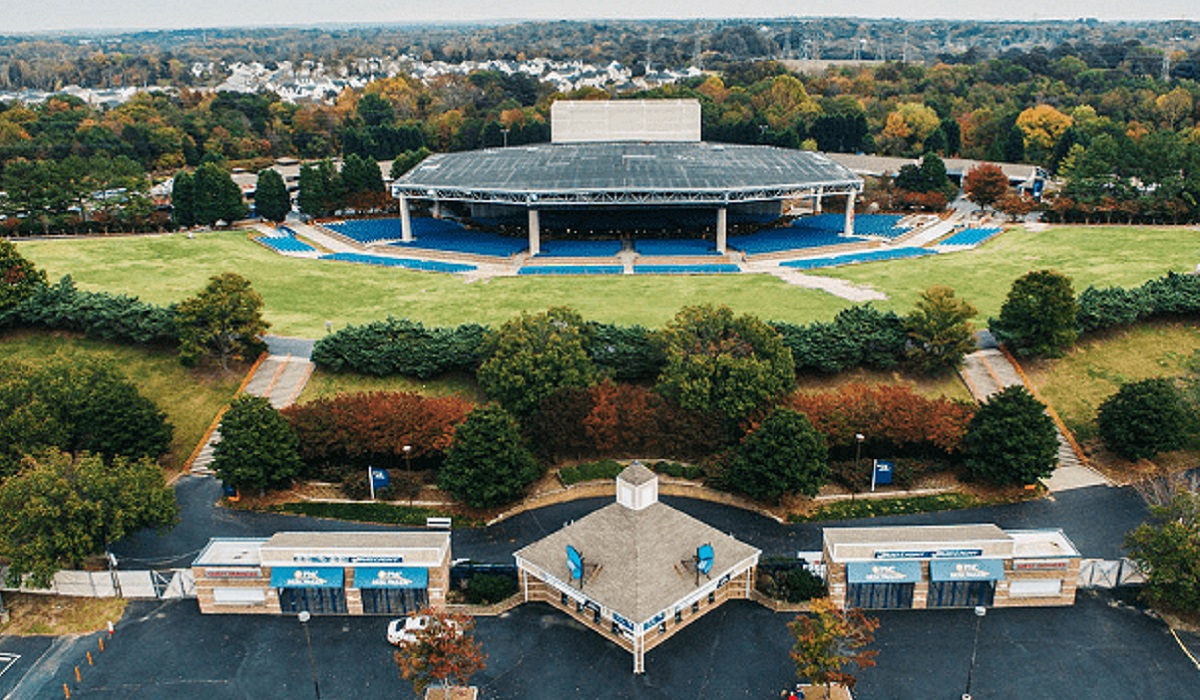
[1015,104,1073,165]
[438,404,541,508]
[0,449,178,588]
[254,167,290,223]
[176,272,269,370]
[1125,486,1200,616]
[655,304,795,421]
[394,608,486,699]
[963,163,1009,212]
[212,395,303,495]
[990,270,1078,358]
[0,238,47,316]
[789,598,879,696]
[476,307,597,418]
[904,286,978,375]
[724,409,829,500]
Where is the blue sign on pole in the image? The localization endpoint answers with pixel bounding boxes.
[370,467,391,490]
[872,460,894,489]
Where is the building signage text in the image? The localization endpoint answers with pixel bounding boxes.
[292,554,405,564]
[875,548,983,560]
[1013,559,1071,571]
[205,567,262,579]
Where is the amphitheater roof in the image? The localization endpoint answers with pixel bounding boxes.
[390,142,862,207]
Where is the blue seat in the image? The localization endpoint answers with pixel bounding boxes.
[634,239,720,256]
[941,227,1004,247]
[319,252,476,273]
[537,240,623,257]
[255,234,316,254]
[781,247,937,270]
[633,264,740,274]
[517,265,624,276]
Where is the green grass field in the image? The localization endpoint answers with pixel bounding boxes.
[0,330,243,470]
[16,226,1197,337]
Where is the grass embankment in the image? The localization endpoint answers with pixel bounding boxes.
[790,494,981,522]
[0,593,127,636]
[18,226,1198,337]
[299,368,483,403]
[0,330,244,470]
[268,501,483,528]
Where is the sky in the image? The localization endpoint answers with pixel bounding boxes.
[3,0,1195,35]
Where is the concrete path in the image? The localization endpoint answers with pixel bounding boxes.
[959,347,1110,492]
[280,219,358,253]
[189,350,314,477]
[760,267,889,301]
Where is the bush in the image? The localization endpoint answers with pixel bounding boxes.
[756,563,826,603]
[7,276,178,345]
[991,269,1078,358]
[438,405,542,508]
[1076,285,1152,334]
[311,317,486,378]
[463,574,518,605]
[1139,272,1200,317]
[1097,378,1192,461]
[586,322,665,380]
[724,409,828,500]
[213,395,303,494]
[269,501,478,527]
[649,460,704,480]
[775,305,908,375]
[559,459,625,485]
[791,493,980,522]
[963,386,1059,486]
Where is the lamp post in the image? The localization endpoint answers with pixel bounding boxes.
[852,433,865,501]
[298,610,322,699]
[403,444,413,475]
[962,605,987,700]
[501,128,510,148]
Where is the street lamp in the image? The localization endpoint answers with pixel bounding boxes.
[962,605,987,700]
[852,433,865,501]
[298,610,322,699]
[403,444,413,475]
[501,128,510,148]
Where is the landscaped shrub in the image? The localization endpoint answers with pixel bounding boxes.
[1076,285,1153,334]
[1098,378,1193,461]
[1139,272,1200,317]
[791,493,979,522]
[269,501,477,527]
[963,386,1058,486]
[7,276,178,345]
[649,460,704,480]
[559,459,625,485]
[438,405,542,509]
[782,382,975,458]
[310,317,486,378]
[756,562,826,603]
[463,573,517,605]
[991,269,1078,358]
[583,380,669,456]
[525,387,596,463]
[723,409,828,500]
[829,457,943,492]
[282,391,473,475]
[774,305,907,375]
[586,322,665,380]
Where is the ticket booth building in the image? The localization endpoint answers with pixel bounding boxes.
[193,531,451,616]
[824,524,1080,610]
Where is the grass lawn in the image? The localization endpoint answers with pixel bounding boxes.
[0,593,127,636]
[826,225,1200,319]
[1022,321,1200,441]
[299,368,484,403]
[0,330,244,470]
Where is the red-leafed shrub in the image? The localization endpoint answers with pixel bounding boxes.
[782,382,974,457]
[282,391,474,474]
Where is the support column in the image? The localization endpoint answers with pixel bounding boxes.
[814,186,824,213]
[715,207,727,254]
[844,190,857,236]
[431,200,441,219]
[399,195,413,242]
[528,208,541,256]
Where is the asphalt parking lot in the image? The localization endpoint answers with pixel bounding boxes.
[3,590,1198,699]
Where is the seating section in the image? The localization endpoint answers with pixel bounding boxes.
[254,231,316,254]
[517,265,624,276]
[781,247,937,270]
[729,213,912,255]
[320,252,476,274]
[537,239,623,257]
[324,218,408,244]
[940,226,1004,247]
[633,264,741,275]
[634,239,720,256]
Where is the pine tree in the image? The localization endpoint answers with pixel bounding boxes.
[254,168,290,223]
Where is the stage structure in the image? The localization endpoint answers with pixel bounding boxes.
[391,99,863,255]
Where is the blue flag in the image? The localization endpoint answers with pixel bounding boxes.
[369,467,391,490]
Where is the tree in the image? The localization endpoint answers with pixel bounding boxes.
[963,163,1009,211]
[297,159,342,217]
[1098,378,1191,462]
[176,272,269,370]
[254,168,290,223]
[1015,105,1073,164]
[788,598,879,695]
[171,170,195,228]
[394,608,486,698]
[476,307,597,418]
[655,304,795,421]
[904,286,978,374]
[963,386,1059,486]
[191,162,246,225]
[212,395,302,494]
[990,270,1078,358]
[0,238,47,316]
[724,409,828,501]
[0,450,178,588]
[438,404,541,508]
[1125,487,1200,617]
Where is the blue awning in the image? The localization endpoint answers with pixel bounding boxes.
[270,566,344,588]
[847,560,922,584]
[930,558,1006,582]
[353,566,428,589]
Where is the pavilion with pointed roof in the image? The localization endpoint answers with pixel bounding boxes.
[513,463,761,673]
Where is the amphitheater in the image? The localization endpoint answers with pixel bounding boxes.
[251,100,1006,283]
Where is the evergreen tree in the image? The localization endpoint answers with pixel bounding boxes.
[990,270,1078,358]
[438,405,541,508]
[192,162,246,225]
[176,272,270,370]
[212,395,303,495]
[171,170,195,228]
[254,168,290,223]
[963,386,1059,486]
[725,409,829,500]
[0,238,48,316]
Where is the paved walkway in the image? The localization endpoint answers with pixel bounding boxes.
[189,346,314,476]
[959,347,1110,492]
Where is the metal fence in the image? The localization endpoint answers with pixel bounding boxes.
[0,567,195,600]
[1077,558,1146,589]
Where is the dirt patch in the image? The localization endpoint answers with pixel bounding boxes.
[0,593,127,636]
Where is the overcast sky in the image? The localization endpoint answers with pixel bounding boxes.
[3,1,1194,34]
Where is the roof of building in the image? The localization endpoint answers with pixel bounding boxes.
[618,462,657,486]
[514,500,760,622]
[391,142,862,206]
[823,524,1012,561]
[825,152,1044,184]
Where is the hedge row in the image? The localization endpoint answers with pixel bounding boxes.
[1077,272,1200,334]
[773,305,908,375]
[310,317,486,378]
[2,275,178,345]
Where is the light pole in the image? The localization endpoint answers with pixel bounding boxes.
[962,605,987,700]
[501,128,510,148]
[852,433,865,501]
[298,610,322,699]
[403,444,413,475]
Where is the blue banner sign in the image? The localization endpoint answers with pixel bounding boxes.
[847,560,922,584]
[293,554,405,564]
[875,548,983,560]
[370,467,391,489]
[642,612,666,631]
[873,460,894,486]
[270,566,345,588]
[930,558,1006,582]
[612,612,634,631]
[353,566,428,589]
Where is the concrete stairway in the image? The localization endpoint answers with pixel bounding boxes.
[189,354,314,476]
